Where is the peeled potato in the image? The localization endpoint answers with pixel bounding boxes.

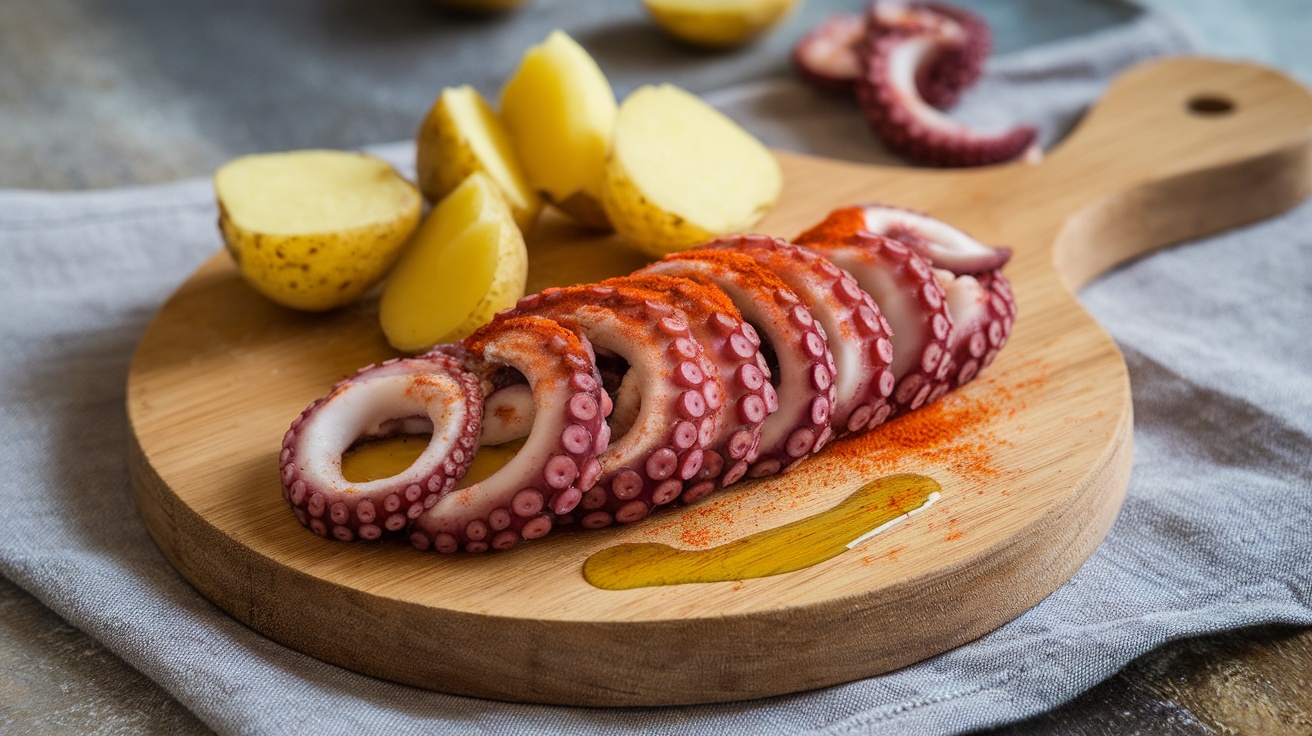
[602,84,782,258]
[501,30,617,229]
[416,86,542,233]
[380,172,527,353]
[215,150,421,312]
[644,0,798,49]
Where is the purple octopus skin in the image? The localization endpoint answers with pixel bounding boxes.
[801,204,1013,275]
[703,236,896,438]
[409,316,610,553]
[792,13,867,96]
[857,2,1037,167]
[500,283,721,528]
[796,232,954,418]
[643,238,839,478]
[279,347,484,543]
[611,273,773,507]
[938,268,1016,395]
[870,1,991,110]
[798,203,1019,399]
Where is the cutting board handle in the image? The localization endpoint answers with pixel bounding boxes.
[1043,57,1312,288]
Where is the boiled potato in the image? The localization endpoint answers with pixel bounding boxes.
[380,172,528,353]
[416,85,542,233]
[602,84,782,258]
[215,150,421,312]
[644,0,797,49]
[501,30,617,229]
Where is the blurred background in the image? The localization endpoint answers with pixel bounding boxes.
[2,0,1310,733]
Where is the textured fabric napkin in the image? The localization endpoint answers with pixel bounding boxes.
[3,10,1310,735]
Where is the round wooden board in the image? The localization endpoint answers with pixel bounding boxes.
[127,58,1312,706]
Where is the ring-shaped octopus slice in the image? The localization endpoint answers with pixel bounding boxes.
[279,347,483,543]
[409,316,609,553]
[799,232,953,419]
[609,273,772,505]
[856,14,1037,167]
[504,283,720,528]
[704,235,895,437]
[938,268,1017,396]
[796,203,1012,274]
[643,244,837,478]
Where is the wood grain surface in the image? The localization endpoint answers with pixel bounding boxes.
[126,57,1312,707]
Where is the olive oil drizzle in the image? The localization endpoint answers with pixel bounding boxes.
[583,473,941,591]
[341,434,526,489]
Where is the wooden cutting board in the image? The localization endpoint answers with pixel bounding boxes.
[127,58,1312,706]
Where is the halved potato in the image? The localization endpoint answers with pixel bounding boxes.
[415,86,542,233]
[215,150,421,311]
[602,84,782,258]
[501,30,617,229]
[644,0,798,49]
[380,172,527,353]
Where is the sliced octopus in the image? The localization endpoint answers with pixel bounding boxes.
[409,316,609,553]
[642,240,839,477]
[797,203,1018,397]
[701,236,895,438]
[503,283,722,528]
[280,204,1017,553]
[279,347,483,542]
[794,232,953,416]
[610,273,773,505]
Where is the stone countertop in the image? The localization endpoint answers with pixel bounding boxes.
[2,0,1310,733]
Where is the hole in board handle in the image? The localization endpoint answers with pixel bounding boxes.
[1187,94,1236,116]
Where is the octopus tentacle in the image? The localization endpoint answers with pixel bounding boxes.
[504,284,720,528]
[937,268,1017,395]
[643,238,837,477]
[791,13,866,96]
[797,203,1012,275]
[703,236,895,437]
[857,8,1037,167]
[409,317,608,553]
[279,348,483,542]
[799,233,953,417]
[870,1,990,109]
[610,273,772,504]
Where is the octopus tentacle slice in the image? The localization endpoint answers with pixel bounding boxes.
[279,348,484,543]
[703,236,895,438]
[504,284,719,528]
[409,317,609,554]
[938,269,1017,395]
[610,273,772,505]
[643,239,838,477]
[791,13,866,96]
[797,204,1012,274]
[856,8,1038,167]
[798,233,953,418]
[868,1,990,110]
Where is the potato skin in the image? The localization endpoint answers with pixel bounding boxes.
[219,199,420,312]
[415,88,542,233]
[601,157,716,259]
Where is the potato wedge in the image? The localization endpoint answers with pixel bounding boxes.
[380,172,528,353]
[416,85,542,233]
[215,150,421,312]
[602,84,782,258]
[644,0,798,49]
[501,30,617,229]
